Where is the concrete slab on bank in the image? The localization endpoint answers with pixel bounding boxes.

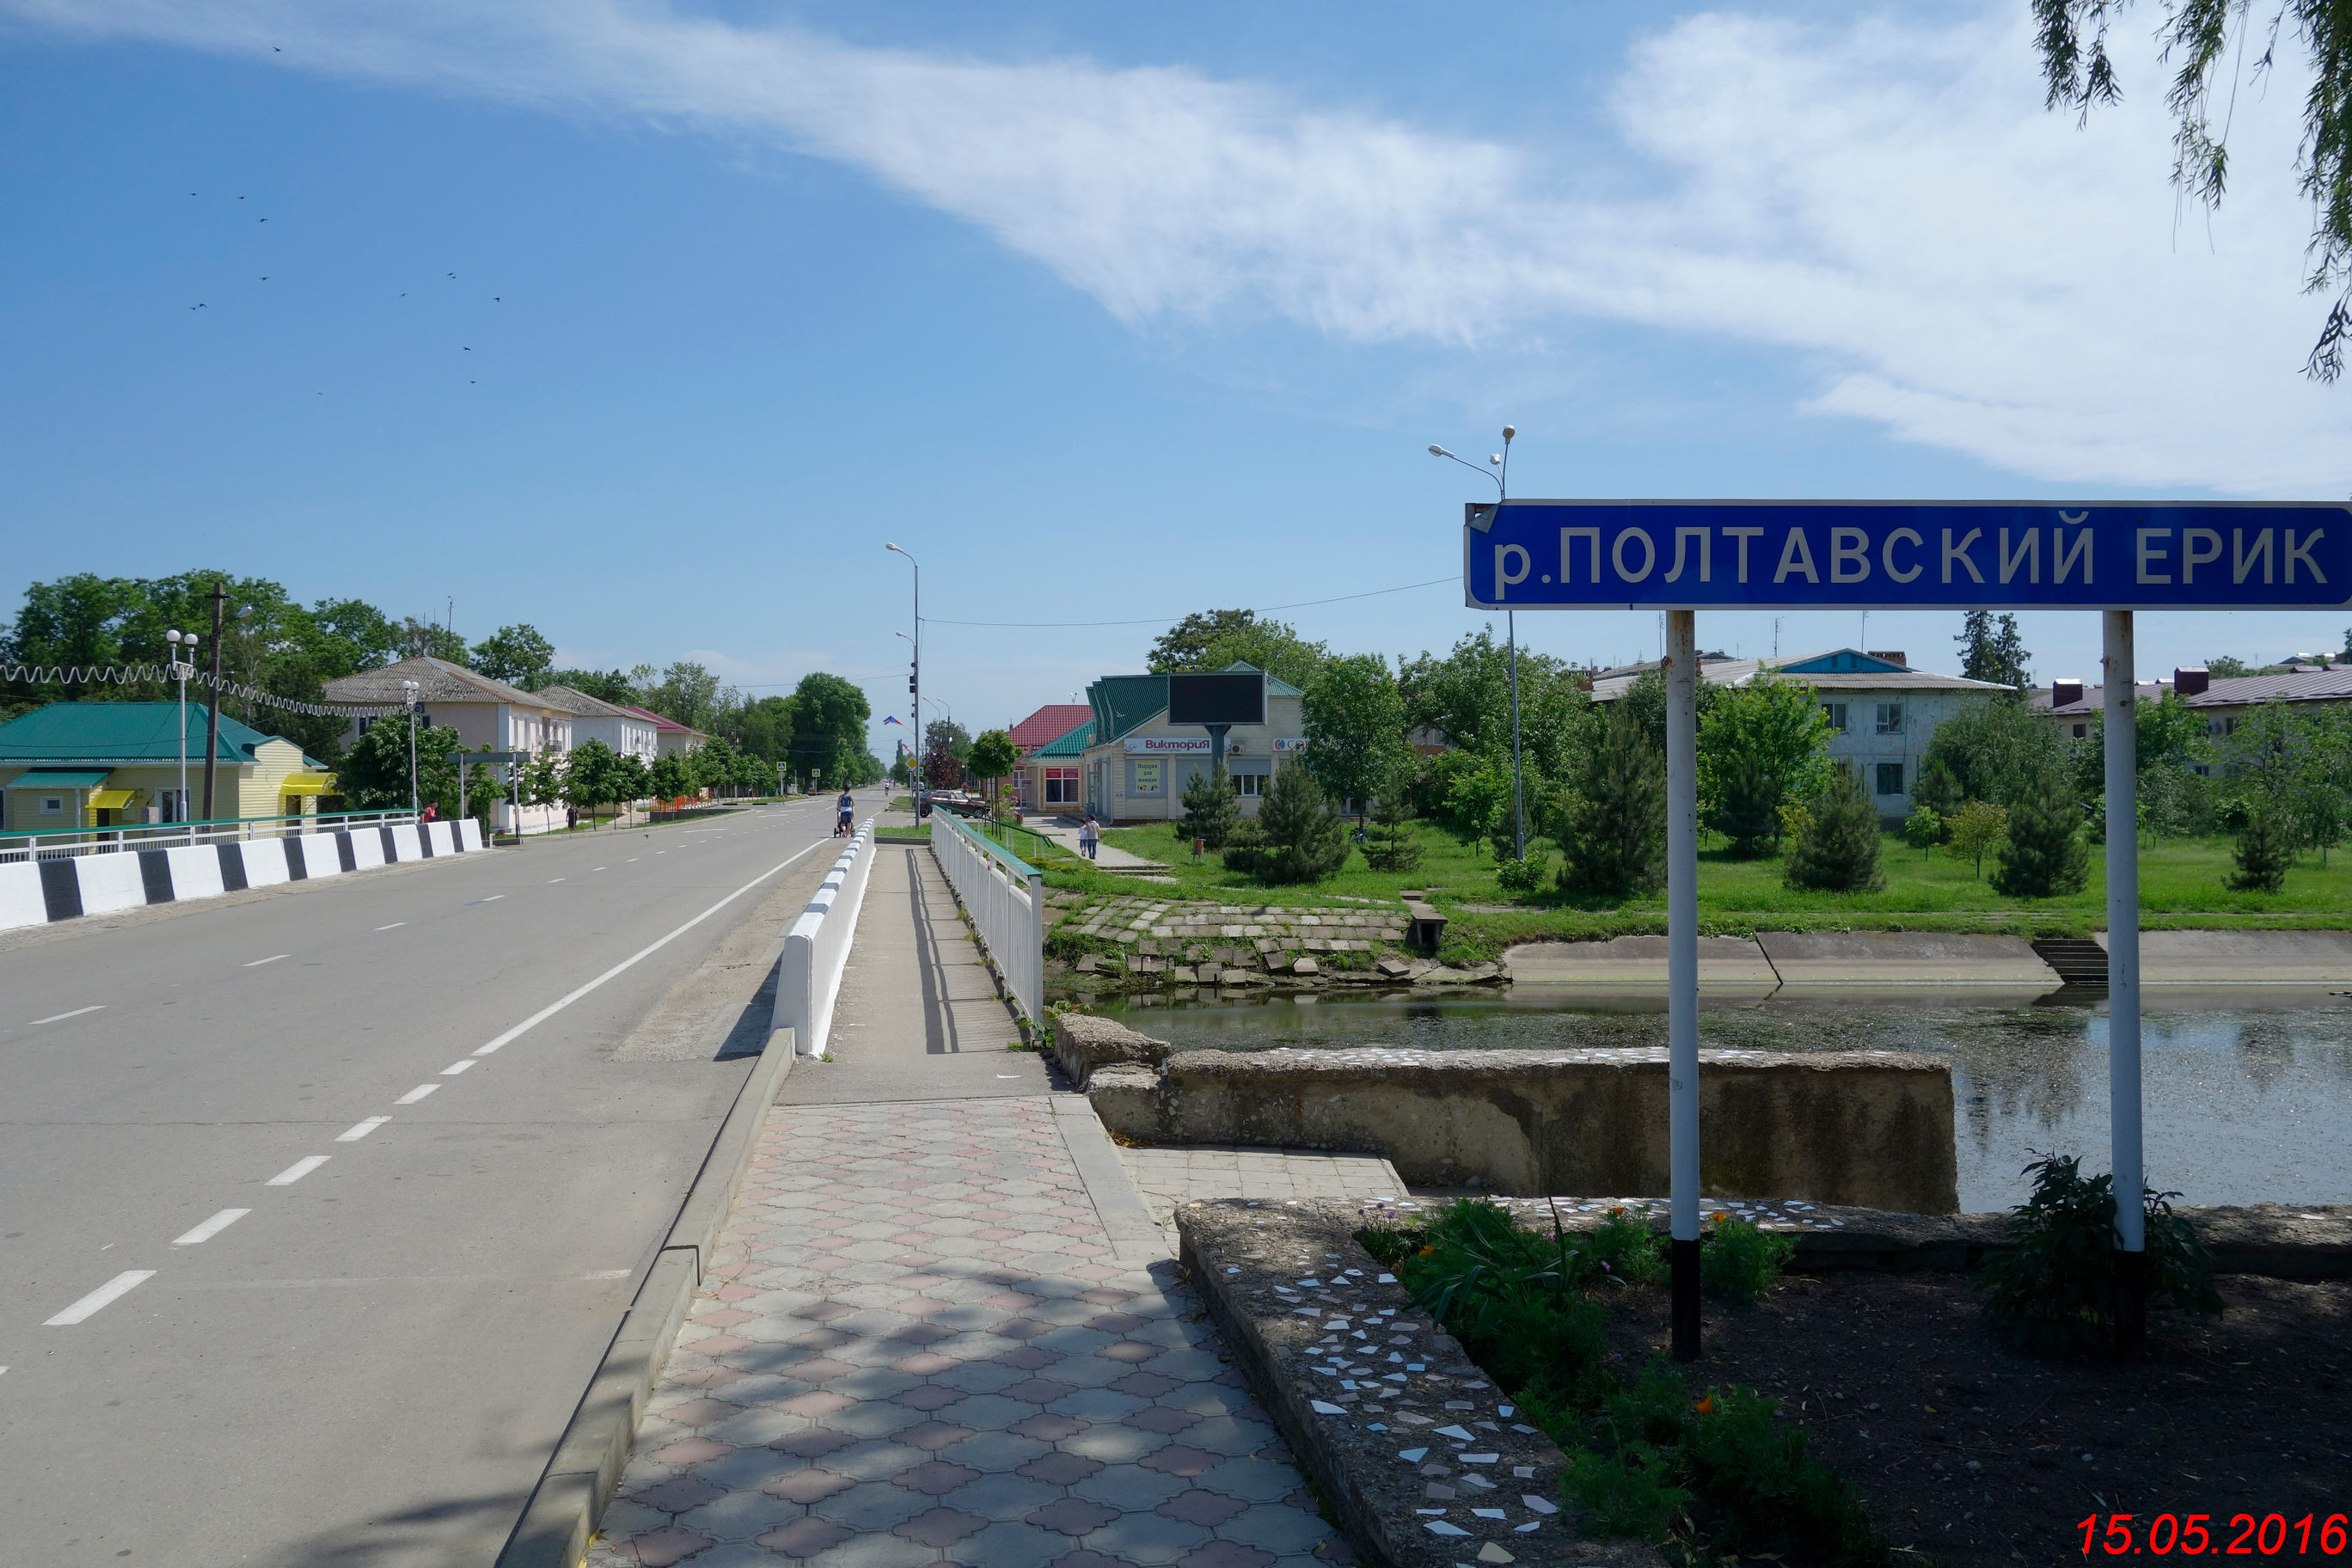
[1504,932,1780,989]
[2103,928,2352,985]
[1755,930,2061,986]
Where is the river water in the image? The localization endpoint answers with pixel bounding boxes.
[1097,990,2352,1214]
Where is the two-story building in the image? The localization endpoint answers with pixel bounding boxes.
[0,701,331,830]
[1008,703,1092,812]
[1073,664,1307,824]
[323,656,579,835]
[1591,648,2011,823]
[541,685,659,765]
[2033,663,2352,755]
[622,706,710,759]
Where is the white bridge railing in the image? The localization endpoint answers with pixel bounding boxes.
[930,812,1044,1025]
[777,819,876,1059]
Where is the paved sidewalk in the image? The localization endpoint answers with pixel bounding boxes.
[1025,818,1168,874]
[585,1098,1343,1568]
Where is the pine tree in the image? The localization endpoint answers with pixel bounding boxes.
[1784,763,1885,893]
[1992,764,2089,897]
[1252,763,1350,884]
[2226,805,2297,893]
[1710,752,1782,858]
[1180,763,1240,848]
[1558,707,1665,897]
[1360,787,1424,872]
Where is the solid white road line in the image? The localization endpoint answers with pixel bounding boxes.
[173,1209,251,1246]
[266,1155,330,1185]
[462,837,830,1062]
[336,1117,390,1142]
[440,1059,476,1075]
[25,1005,105,1027]
[45,1271,157,1326]
[243,954,290,967]
[395,1083,441,1105]
[376,922,407,931]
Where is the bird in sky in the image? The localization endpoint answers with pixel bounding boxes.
[189,303,205,309]
[260,276,268,280]
[446,272,456,279]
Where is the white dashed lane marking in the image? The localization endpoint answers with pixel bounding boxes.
[440,1060,476,1075]
[24,1005,104,1027]
[266,1156,330,1186]
[335,1118,389,1142]
[45,1271,156,1326]
[376,922,406,931]
[395,1084,440,1105]
[243,954,289,968]
[174,1209,250,1246]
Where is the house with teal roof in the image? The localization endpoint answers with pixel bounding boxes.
[0,702,332,831]
[1069,664,1307,824]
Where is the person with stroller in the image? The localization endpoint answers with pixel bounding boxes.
[836,788,855,836]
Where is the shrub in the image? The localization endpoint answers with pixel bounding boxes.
[1564,1441,1690,1540]
[1978,1151,2224,1357]
[1496,851,1550,894]
[1992,763,2089,897]
[1359,790,1424,872]
[1557,707,1664,897]
[1701,1217,1794,1302]
[1681,1383,1888,1563]
[1584,1209,1666,1285]
[1708,752,1784,858]
[1180,763,1240,848]
[2227,805,2296,892]
[1783,763,1883,893]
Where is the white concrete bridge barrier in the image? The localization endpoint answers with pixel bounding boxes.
[776,819,876,1058]
[0,815,479,932]
[928,812,1044,1026]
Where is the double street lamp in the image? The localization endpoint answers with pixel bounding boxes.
[1428,426,1523,859]
[165,629,200,830]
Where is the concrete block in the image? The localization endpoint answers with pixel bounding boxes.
[1090,1040,1958,1214]
[74,851,148,915]
[0,862,46,931]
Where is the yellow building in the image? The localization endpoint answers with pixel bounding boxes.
[0,702,332,830]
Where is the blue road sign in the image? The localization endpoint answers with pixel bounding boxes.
[1462,500,2352,611]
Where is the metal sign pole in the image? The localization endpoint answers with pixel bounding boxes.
[1665,608,1702,1360]
[2102,609,2147,1347]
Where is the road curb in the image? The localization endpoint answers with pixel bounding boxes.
[494,1021,798,1568]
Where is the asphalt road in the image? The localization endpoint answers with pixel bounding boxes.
[0,790,877,1566]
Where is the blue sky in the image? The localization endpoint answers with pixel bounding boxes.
[4,0,2349,756]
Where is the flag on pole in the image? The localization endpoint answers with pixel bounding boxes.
[882,714,903,725]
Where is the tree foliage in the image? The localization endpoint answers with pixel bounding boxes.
[469,623,554,688]
[787,671,873,789]
[1696,673,1832,857]
[1945,799,2010,878]
[1784,763,1885,893]
[1993,763,2090,897]
[1955,611,2030,691]
[336,714,462,812]
[1556,707,1666,898]
[1301,652,1408,818]
[1226,763,1349,884]
[2035,0,2352,377]
[1148,609,1263,672]
[1360,788,1424,872]
[1921,695,2068,809]
[968,728,1019,799]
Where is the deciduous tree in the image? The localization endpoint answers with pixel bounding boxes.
[1301,653,1407,822]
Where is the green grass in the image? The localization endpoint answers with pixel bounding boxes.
[1072,819,2352,957]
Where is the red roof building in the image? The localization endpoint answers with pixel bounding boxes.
[622,705,712,758]
[1008,704,1093,756]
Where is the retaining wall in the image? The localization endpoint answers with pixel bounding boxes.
[0,819,482,932]
[1060,1015,1957,1214]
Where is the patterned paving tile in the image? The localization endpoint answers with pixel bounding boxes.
[587,1098,1337,1568]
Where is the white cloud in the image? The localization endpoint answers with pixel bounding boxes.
[11,0,2345,491]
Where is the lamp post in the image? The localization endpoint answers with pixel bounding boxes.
[886,542,920,803]
[165,630,199,835]
[401,679,421,817]
[1429,426,1522,857]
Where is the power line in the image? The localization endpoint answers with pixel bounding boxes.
[917,575,1458,628]
[2,664,400,719]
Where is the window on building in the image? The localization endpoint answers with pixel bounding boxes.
[1231,772,1269,798]
[1875,762,1905,796]
[1875,702,1904,734]
[2072,723,2087,738]
[1822,702,1847,732]
[1044,768,1079,805]
[39,795,64,815]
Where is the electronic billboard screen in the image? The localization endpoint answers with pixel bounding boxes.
[1166,671,1265,726]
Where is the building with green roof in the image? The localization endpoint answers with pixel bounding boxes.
[1070,664,1306,824]
[0,702,331,830]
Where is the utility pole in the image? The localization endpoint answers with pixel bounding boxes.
[200,581,226,823]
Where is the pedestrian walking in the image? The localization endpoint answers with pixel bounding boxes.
[1079,815,1099,860]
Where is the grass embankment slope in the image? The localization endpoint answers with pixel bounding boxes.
[1069,820,2352,964]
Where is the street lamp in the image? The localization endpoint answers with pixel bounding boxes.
[1430,426,1524,858]
[165,629,199,835]
[886,543,919,798]
[401,679,421,817]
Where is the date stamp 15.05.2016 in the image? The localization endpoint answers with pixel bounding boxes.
[2079,1511,2349,1556]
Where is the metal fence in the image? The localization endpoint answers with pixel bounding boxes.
[931,809,1044,1024]
[0,808,423,865]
